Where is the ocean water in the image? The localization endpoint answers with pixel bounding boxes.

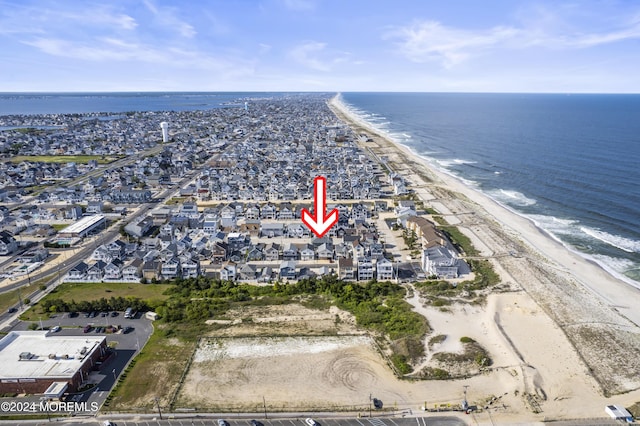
[339,92,640,287]
[0,92,286,115]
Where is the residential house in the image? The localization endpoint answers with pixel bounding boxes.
[67,261,89,281]
[220,262,236,281]
[376,258,394,281]
[180,256,200,279]
[261,223,284,238]
[104,259,124,280]
[142,260,161,281]
[316,243,334,260]
[86,201,103,214]
[282,243,298,261]
[160,257,180,280]
[299,244,315,261]
[357,257,374,281]
[124,217,154,238]
[122,258,143,281]
[338,258,355,280]
[246,245,264,261]
[264,243,281,261]
[260,203,276,220]
[210,242,228,264]
[86,261,106,281]
[238,264,258,281]
[259,266,273,283]
[279,261,297,280]
[421,246,460,279]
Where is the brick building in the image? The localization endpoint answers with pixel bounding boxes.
[0,331,107,395]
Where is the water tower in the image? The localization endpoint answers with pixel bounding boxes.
[160,121,169,142]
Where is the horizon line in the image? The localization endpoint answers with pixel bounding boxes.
[1,90,640,95]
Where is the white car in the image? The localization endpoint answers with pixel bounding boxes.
[305,418,319,426]
[50,326,61,332]
[102,421,115,426]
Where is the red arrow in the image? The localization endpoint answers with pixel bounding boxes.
[301,176,339,238]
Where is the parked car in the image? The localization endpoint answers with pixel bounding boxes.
[110,311,118,317]
[123,326,134,334]
[373,398,383,409]
[218,420,229,426]
[251,420,263,426]
[305,418,319,426]
[50,325,61,332]
[83,325,92,333]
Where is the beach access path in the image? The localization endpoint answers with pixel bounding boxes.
[328,95,640,421]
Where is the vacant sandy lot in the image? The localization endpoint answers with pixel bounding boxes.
[178,335,400,411]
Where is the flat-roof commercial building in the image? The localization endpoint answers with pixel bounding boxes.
[0,331,107,395]
[57,214,106,239]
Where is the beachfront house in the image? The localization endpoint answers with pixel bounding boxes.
[421,246,459,279]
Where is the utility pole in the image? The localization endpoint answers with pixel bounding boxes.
[154,396,163,420]
[263,396,267,419]
[463,385,469,412]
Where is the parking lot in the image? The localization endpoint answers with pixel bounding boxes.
[2,310,154,413]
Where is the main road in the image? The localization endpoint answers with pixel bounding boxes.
[1,415,469,426]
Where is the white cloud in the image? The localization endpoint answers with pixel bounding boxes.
[23,37,162,62]
[281,0,316,11]
[143,0,196,38]
[289,42,356,72]
[21,36,255,76]
[290,41,330,71]
[386,17,640,67]
[259,43,272,55]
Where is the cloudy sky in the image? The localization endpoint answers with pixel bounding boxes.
[1,0,639,92]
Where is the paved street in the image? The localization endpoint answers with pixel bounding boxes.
[3,415,468,426]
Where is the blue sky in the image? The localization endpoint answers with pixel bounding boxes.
[1,0,639,92]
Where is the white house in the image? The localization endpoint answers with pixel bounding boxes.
[376,258,394,281]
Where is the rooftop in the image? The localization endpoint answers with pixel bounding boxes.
[0,331,105,379]
[60,214,105,234]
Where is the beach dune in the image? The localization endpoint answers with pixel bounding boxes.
[328,94,640,420]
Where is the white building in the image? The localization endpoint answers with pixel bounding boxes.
[160,121,169,142]
[0,331,107,396]
[376,258,394,281]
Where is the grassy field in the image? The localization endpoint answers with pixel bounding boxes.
[0,284,37,314]
[105,323,202,411]
[19,282,173,321]
[8,155,121,164]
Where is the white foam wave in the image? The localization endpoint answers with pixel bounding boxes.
[489,189,537,207]
[589,254,635,272]
[580,227,640,253]
[584,254,640,290]
[527,215,578,233]
[525,215,640,289]
[437,158,478,167]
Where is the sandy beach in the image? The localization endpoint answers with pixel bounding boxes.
[327,95,640,422]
